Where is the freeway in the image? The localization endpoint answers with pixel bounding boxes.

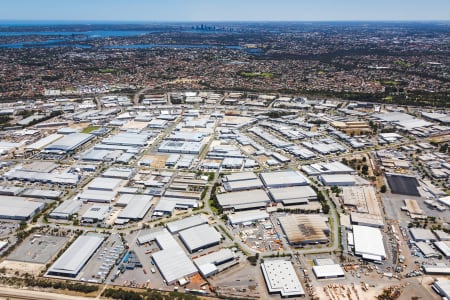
[0,287,94,300]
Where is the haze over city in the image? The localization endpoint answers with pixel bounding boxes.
[1,0,450,22]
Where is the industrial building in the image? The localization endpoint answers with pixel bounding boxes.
[319,174,356,186]
[137,229,198,285]
[178,224,222,253]
[153,197,199,216]
[47,234,104,278]
[268,186,317,205]
[433,280,450,298]
[215,189,270,211]
[77,189,117,203]
[4,169,79,185]
[158,140,204,154]
[193,248,236,278]
[352,225,386,262]
[301,161,354,176]
[278,214,329,245]
[260,170,308,188]
[166,214,208,233]
[222,172,263,192]
[312,264,345,279]
[44,133,94,154]
[0,196,45,220]
[49,199,82,219]
[81,205,110,223]
[261,260,305,297]
[409,228,437,242]
[116,195,153,221]
[86,177,122,191]
[228,210,269,226]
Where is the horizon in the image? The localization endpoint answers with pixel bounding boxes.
[1,0,450,22]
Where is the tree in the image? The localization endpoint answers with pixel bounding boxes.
[380,185,387,193]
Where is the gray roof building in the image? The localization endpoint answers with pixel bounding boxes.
[0,196,45,220]
[166,214,209,233]
[47,234,104,278]
[260,170,308,188]
[179,224,222,253]
[216,189,270,211]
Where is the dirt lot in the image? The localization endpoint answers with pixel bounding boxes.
[0,260,44,276]
[141,154,168,169]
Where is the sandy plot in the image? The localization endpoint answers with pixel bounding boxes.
[0,260,44,276]
[141,154,168,169]
[241,145,256,155]
[254,155,269,164]
[122,120,149,130]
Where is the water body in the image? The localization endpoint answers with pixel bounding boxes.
[0,30,153,37]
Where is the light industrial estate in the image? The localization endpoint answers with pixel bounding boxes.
[0,90,449,300]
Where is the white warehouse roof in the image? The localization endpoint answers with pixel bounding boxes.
[47,234,104,277]
[261,260,305,297]
[166,214,208,233]
[260,170,308,188]
[216,189,270,211]
[179,224,222,253]
[353,225,386,261]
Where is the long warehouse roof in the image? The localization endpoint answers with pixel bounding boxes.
[48,234,104,277]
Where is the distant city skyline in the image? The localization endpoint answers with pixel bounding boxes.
[0,0,449,22]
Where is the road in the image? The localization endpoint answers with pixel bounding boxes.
[0,287,94,300]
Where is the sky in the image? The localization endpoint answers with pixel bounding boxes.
[0,0,449,22]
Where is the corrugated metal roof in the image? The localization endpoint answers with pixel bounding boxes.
[48,234,104,276]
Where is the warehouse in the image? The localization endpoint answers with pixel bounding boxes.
[416,241,439,258]
[138,229,198,285]
[81,205,110,223]
[77,189,117,203]
[158,140,204,154]
[49,199,82,219]
[278,214,329,245]
[4,169,79,185]
[301,161,354,176]
[21,189,61,200]
[228,210,269,226]
[319,174,356,186]
[178,224,222,253]
[153,197,198,216]
[352,225,386,262]
[117,195,153,221]
[260,170,308,188]
[222,172,263,192]
[350,212,384,228]
[435,242,450,259]
[44,133,94,153]
[409,228,437,242]
[86,177,122,191]
[269,186,317,205]
[193,249,236,278]
[403,199,425,219]
[167,214,208,233]
[25,133,62,151]
[215,189,270,211]
[102,132,150,147]
[102,167,134,179]
[433,280,450,298]
[0,196,45,220]
[261,260,305,297]
[312,264,345,279]
[47,234,104,278]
